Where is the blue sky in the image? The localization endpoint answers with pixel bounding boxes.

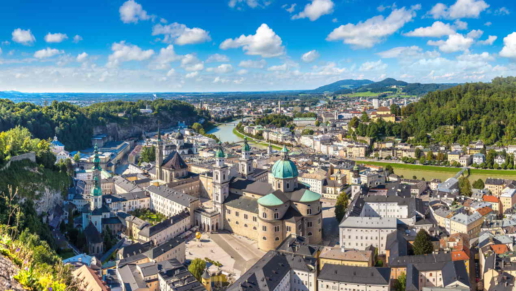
[0,0,514,92]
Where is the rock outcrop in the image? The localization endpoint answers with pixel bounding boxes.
[0,254,23,291]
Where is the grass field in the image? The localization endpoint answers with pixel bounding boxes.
[232,128,283,150]
[356,161,516,182]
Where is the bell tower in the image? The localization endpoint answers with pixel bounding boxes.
[212,142,230,229]
[156,123,163,180]
[239,137,253,177]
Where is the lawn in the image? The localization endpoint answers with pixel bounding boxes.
[129,209,167,225]
[232,128,283,150]
[357,161,516,182]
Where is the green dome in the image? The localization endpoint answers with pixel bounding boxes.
[242,137,251,152]
[215,142,225,158]
[272,159,299,179]
[299,190,321,203]
[258,193,284,207]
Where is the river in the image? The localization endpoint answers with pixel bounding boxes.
[206,120,243,143]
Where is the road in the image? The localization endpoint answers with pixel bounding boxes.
[321,199,339,246]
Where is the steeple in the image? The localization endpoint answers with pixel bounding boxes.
[239,137,253,176]
[267,140,273,156]
[92,144,101,171]
[215,141,225,168]
[156,122,164,180]
[281,145,289,160]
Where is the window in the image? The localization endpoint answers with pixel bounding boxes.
[235,211,240,217]
[253,217,257,222]
[262,212,267,218]
[262,226,267,231]
[307,208,312,215]
[275,237,280,241]
[275,226,280,232]
[307,222,313,227]
[244,214,248,219]
[308,232,312,236]
[263,237,267,240]
[287,226,292,232]
[274,212,279,219]
[227,209,231,214]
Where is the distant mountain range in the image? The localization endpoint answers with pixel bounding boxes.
[310,78,458,96]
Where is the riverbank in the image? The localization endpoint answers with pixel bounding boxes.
[232,128,283,150]
[356,161,516,182]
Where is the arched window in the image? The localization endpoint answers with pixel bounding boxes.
[275,237,280,241]
[308,232,312,236]
[262,212,267,218]
[263,237,267,240]
[274,212,279,219]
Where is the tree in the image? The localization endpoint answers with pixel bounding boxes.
[385,165,394,175]
[413,229,434,255]
[73,151,81,163]
[472,178,485,189]
[349,117,360,129]
[315,120,321,127]
[335,191,349,223]
[415,148,422,159]
[393,272,406,291]
[188,258,206,281]
[459,176,472,196]
[192,122,203,133]
[361,112,370,122]
[301,129,314,136]
[140,146,156,163]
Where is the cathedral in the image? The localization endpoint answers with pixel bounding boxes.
[201,137,324,251]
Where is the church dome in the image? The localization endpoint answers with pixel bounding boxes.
[271,158,298,179]
[242,137,251,152]
[215,142,225,158]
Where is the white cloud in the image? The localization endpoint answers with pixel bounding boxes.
[283,4,297,13]
[310,62,346,75]
[107,41,154,67]
[44,33,68,43]
[495,7,510,15]
[206,54,230,63]
[228,0,271,9]
[427,33,474,53]
[185,71,199,78]
[12,29,35,45]
[466,29,483,39]
[326,6,418,48]
[484,22,492,26]
[301,50,320,62]
[152,23,211,45]
[119,0,152,23]
[429,0,489,19]
[404,21,455,37]
[181,54,204,71]
[477,35,497,45]
[76,52,88,62]
[292,0,334,21]
[237,69,248,75]
[332,18,338,23]
[73,35,83,43]
[206,64,233,73]
[166,69,176,77]
[453,20,468,30]
[500,32,516,58]
[239,59,267,68]
[150,45,182,70]
[34,48,64,59]
[268,64,289,71]
[359,60,387,71]
[220,24,285,57]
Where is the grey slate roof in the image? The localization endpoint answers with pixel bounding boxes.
[224,193,259,213]
[318,264,391,285]
[147,185,199,207]
[138,211,189,238]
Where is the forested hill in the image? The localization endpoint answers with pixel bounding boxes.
[0,99,200,151]
[311,79,373,93]
[402,77,516,145]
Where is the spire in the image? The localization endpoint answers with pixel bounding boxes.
[91,176,103,196]
[242,136,251,152]
[281,145,289,160]
[92,144,101,171]
[215,141,225,158]
[157,121,162,142]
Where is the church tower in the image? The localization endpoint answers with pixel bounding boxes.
[239,137,253,177]
[270,146,298,192]
[156,123,163,181]
[267,141,273,156]
[202,269,211,291]
[351,165,362,199]
[212,142,230,230]
[90,144,103,233]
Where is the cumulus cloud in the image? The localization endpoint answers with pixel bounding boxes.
[150,45,182,70]
[239,59,267,68]
[34,48,64,59]
[181,54,204,71]
[292,0,334,21]
[185,71,199,78]
[206,64,233,73]
[326,6,418,48]
[44,33,68,43]
[466,29,483,39]
[268,64,289,71]
[12,29,35,45]
[500,32,516,58]
[237,69,248,75]
[477,35,497,45]
[76,52,88,62]
[220,24,285,57]
[107,41,154,67]
[119,0,152,23]
[301,50,320,63]
[495,7,510,15]
[427,33,474,53]
[429,0,488,19]
[73,35,83,43]
[404,21,455,37]
[359,60,387,71]
[454,20,468,30]
[152,23,211,45]
[310,62,346,75]
[206,54,230,63]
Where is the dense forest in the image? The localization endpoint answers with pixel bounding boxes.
[352,77,516,146]
[0,99,199,151]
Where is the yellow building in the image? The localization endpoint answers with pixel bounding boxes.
[318,247,373,270]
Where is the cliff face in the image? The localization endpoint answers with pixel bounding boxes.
[92,113,198,141]
[0,255,23,291]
